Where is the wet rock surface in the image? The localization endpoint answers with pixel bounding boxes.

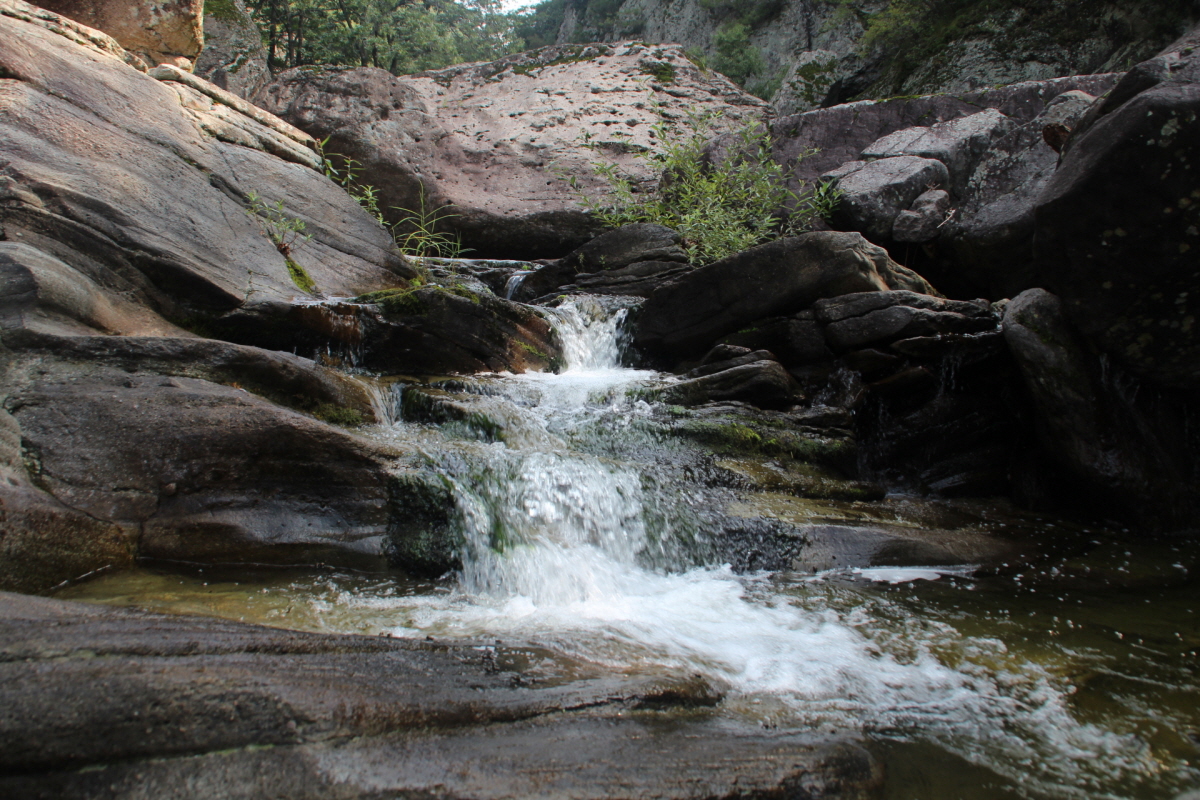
[0,591,882,799]
[1003,289,1199,529]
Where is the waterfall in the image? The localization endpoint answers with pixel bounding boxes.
[538,296,634,372]
[504,270,530,300]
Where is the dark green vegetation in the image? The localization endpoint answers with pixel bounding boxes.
[516,0,1200,100]
[242,0,524,74]
[576,113,840,263]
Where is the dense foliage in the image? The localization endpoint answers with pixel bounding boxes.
[573,112,838,264]
[239,0,525,73]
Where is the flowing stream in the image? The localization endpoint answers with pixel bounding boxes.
[59,298,1200,799]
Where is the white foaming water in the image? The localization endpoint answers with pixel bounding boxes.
[359,296,1159,798]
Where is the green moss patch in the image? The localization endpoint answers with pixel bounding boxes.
[313,402,365,427]
[639,60,676,83]
[286,259,317,295]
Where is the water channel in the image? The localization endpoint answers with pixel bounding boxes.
[57,298,1200,799]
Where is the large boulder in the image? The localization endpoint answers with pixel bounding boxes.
[0,337,433,582]
[940,89,1099,297]
[1003,289,1198,529]
[859,108,1016,195]
[813,291,996,353]
[34,0,203,68]
[1033,28,1200,390]
[194,0,271,100]
[771,74,1122,195]
[634,231,936,362]
[257,43,767,259]
[657,348,800,409]
[0,1,414,335]
[213,285,563,375]
[822,156,950,242]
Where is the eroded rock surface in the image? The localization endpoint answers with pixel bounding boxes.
[635,231,935,361]
[195,0,271,99]
[258,43,767,258]
[35,0,203,68]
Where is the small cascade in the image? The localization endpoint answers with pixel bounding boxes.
[504,271,531,300]
[359,379,404,428]
[538,296,636,372]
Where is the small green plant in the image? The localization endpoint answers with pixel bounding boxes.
[320,141,464,266]
[245,191,318,293]
[245,191,311,258]
[319,138,386,224]
[572,108,838,264]
[391,184,467,259]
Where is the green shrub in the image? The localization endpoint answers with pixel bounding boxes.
[245,191,311,257]
[713,22,763,86]
[245,192,318,293]
[572,109,839,264]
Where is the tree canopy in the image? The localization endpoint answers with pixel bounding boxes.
[241,0,528,74]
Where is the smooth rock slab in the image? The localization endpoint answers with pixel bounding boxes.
[861,108,1016,194]
[259,43,767,259]
[0,592,882,799]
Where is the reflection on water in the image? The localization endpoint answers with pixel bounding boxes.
[52,297,1200,799]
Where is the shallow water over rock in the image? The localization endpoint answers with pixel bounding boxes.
[57,297,1200,799]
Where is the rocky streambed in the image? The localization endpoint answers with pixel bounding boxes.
[3,1,1200,798]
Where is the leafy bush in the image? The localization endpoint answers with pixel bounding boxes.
[572,110,840,264]
[244,0,522,75]
[712,22,764,87]
[245,191,319,293]
[391,185,467,259]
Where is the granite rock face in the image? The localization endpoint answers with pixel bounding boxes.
[1034,26,1200,390]
[258,43,767,259]
[771,74,1121,201]
[822,156,951,242]
[195,0,271,99]
[0,2,414,330]
[940,89,1100,297]
[634,231,936,362]
[1003,289,1199,529]
[35,0,204,68]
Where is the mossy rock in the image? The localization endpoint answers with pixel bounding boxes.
[387,471,460,578]
[671,416,857,473]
